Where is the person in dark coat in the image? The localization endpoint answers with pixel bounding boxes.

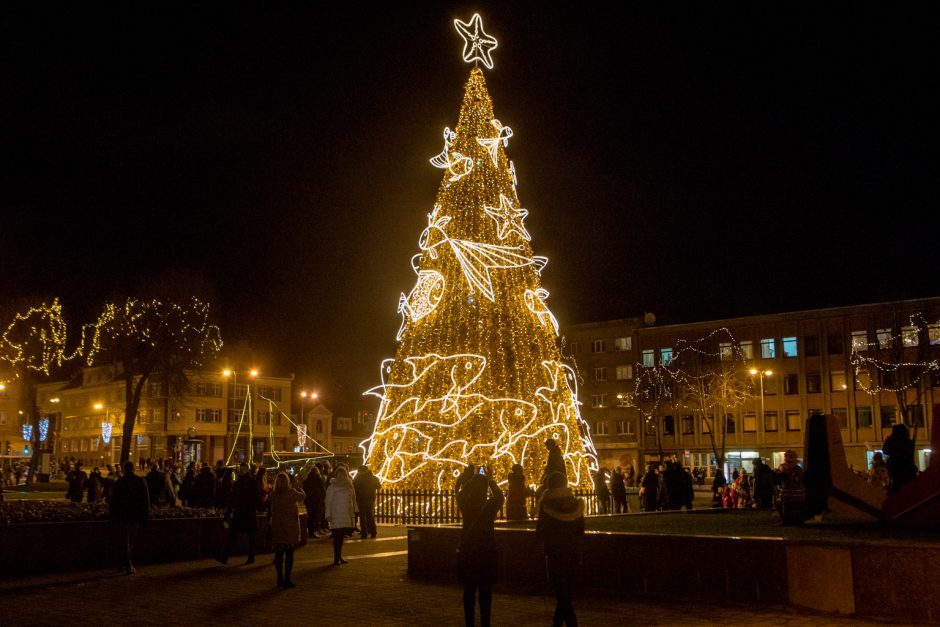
[540,439,567,488]
[194,463,216,507]
[505,463,533,521]
[302,466,326,537]
[145,463,172,506]
[883,423,917,494]
[352,465,381,538]
[609,466,627,514]
[66,462,87,502]
[87,467,104,503]
[102,465,116,503]
[109,460,150,574]
[457,467,504,627]
[593,468,611,514]
[537,471,585,627]
[179,462,197,505]
[218,463,260,565]
[641,463,660,511]
[454,463,476,495]
[711,468,727,508]
[752,458,776,510]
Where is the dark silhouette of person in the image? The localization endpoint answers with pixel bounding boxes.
[752,458,776,510]
[593,468,611,514]
[537,471,585,627]
[505,463,533,521]
[269,471,305,589]
[218,463,260,565]
[641,463,660,511]
[539,438,567,496]
[883,423,917,494]
[456,467,504,627]
[66,462,87,503]
[352,465,381,538]
[302,466,326,538]
[194,462,216,507]
[609,466,627,513]
[109,460,150,574]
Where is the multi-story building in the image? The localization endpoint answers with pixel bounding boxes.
[564,298,939,476]
[0,371,33,463]
[32,365,294,469]
[301,403,374,459]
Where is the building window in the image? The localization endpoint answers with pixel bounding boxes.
[851,330,868,352]
[876,328,892,349]
[719,342,733,361]
[615,365,633,381]
[906,404,925,427]
[764,411,778,432]
[760,338,775,359]
[663,416,674,435]
[785,411,801,431]
[929,324,940,346]
[856,368,871,390]
[195,408,221,423]
[256,411,270,425]
[806,373,822,394]
[591,394,606,408]
[258,386,282,401]
[725,414,736,434]
[337,417,352,431]
[316,420,323,434]
[235,384,248,399]
[784,373,799,395]
[702,416,713,434]
[569,341,580,355]
[828,335,843,355]
[743,413,757,432]
[195,382,222,397]
[832,408,848,429]
[641,350,654,367]
[901,326,919,347]
[618,420,634,435]
[592,367,607,382]
[615,394,630,407]
[880,405,896,428]
[804,335,820,357]
[739,341,753,360]
[660,348,673,365]
[595,421,609,435]
[782,337,798,358]
[856,406,873,429]
[681,415,694,435]
[615,337,632,351]
[830,370,847,392]
[591,339,606,353]
[645,418,657,435]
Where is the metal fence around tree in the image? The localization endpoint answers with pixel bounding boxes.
[373,488,639,525]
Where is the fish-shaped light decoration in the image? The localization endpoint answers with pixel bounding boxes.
[477,119,513,167]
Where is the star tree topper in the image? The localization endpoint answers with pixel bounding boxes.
[484,194,531,241]
[454,13,498,69]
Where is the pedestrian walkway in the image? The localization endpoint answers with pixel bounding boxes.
[0,525,902,626]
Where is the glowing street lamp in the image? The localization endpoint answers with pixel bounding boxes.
[749,368,773,431]
[298,390,319,452]
[223,368,259,464]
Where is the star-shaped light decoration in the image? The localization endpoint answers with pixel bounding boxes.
[484,194,530,241]
[454,13,498,69]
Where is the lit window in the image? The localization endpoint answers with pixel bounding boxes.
[591,340,606,353]
[593,367,607,382]
[719,342,733,361]
[851,330,868,352]
[929,324,940,346]
[830,370,847,391]
[876,328,892,349]
[615,365,633,381]
[902,326,919,347]
[764,411,778,432]
[642,350,654,367]
[681,415,694,434]
[660,348,673,365]
[782,337,798,357]
[760,338,775,359]
[743,413,757,432]
[615,337,631,351]
[785,411,801,431]
[615,394,630,407]
[855,368,871,390]
[739,341,753,360]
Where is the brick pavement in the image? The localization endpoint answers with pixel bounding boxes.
[0,525,904,626]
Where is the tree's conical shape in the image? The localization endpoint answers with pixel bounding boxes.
[363,68,597,490]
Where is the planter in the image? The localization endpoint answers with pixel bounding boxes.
[0,513,307,577]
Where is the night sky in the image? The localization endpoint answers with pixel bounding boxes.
[1,4,936,411]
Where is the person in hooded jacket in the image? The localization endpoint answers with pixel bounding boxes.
[537,471,585,627]
[269,471,305,589]
[324,466,357,565]
[456,467,504,627]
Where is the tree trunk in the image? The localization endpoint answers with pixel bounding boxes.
[119,373,148,465]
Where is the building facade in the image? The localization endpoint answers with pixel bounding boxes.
[564,298,939,476]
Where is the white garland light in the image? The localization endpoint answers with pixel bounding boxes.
[22,424,33,441]
[101,422,112,445]
[454,13,498,70]
[39,418,49,442]
[477,119,513,166]
[525,288,559,335]
[484,193,530,241]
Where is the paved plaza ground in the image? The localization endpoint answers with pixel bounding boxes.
[0,525,907,626]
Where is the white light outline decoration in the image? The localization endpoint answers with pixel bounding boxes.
[397,270,446,341]
[101,422,112,445]
[419,205,546,301]
[477,119,513,166]
[429,127,475,182]
[39,417,49,442]
[454,13,498,70]
[509,161,518,189]
[524,288,559,335]
[484,193,530,241]
[296,424,308,450]
[429,127,456,168]
[362,353,598,488]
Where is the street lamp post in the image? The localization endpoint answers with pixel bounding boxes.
[749,368,773,435]
[224,368,258,464]
[299,390,319,452]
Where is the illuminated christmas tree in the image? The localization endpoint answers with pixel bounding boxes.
[362,14,597,490]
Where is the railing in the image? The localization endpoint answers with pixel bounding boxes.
[374,488,639,525]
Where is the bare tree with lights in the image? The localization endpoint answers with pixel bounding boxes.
[0,298,69,481]
[86,279,222,465]
[632,360,677,463]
